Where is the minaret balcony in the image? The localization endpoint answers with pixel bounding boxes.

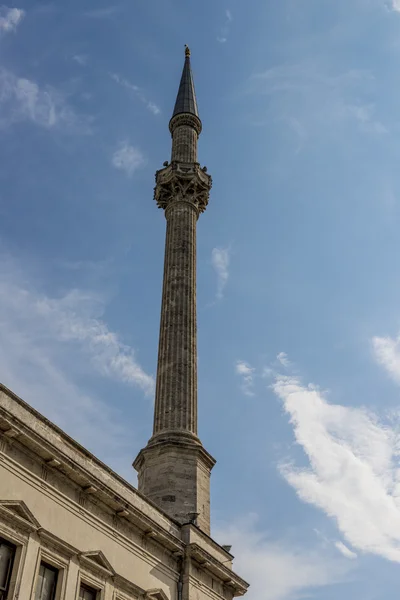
[154,162,212,214]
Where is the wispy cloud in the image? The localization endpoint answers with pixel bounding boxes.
[250,63,386,140]
[372,332,400,384]
[72,54,88,67]
[110,73,160,115]
[211,247,230,300]
[112,140,146,176]
[217,8,233,43]
[0,253,154,476]
[0,6,25,33]
[277,352,291,368]
[235,360,255,396]
[215,514,350,600]
[34,290,154,394]
[391,0,400,12]
[0,68,91,133]
[271,366,400,563]
[335,541,358,560]
[82,6,119,18]
[339,103,387,134]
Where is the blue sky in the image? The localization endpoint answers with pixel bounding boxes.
[3,0,400,598]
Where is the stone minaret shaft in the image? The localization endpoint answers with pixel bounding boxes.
[154,198,198,437]
[134,47,215,534]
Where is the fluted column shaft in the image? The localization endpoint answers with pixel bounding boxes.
[171,125,198,163]
[153,198,198,439]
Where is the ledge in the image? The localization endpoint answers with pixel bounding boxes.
[0,384,183,551]
[181,524,233,568]
[134,438,216,473]
[188,543,249,597]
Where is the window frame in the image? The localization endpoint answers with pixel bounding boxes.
[78,579,101,600]
[34,560,59,600]
[0,536,16,599]
[76,554,108,600]
[32,544,68,600]
[0,526,26,600]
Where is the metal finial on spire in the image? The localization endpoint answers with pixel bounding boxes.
[171,46,199,119]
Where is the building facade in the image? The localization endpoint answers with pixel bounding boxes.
[0,49,249,600]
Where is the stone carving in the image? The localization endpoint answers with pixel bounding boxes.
[169,113,202,136]
[154,162,212,214]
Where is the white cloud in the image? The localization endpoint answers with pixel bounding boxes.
[211,247,230,300]
[111,73,138,92]
[72,54,88,66]
[0,6,24,33]
[0,254,154,478]
[272,370,400,563]
[236,360,255,396]
[391,0,400,12]
[340,103,387,134]
[215,514,350,600]
[277,352,291,368]
[112,141,146,176]
[372,333,400,384]
[250,64,385,139]
[110,73,160,115]
[34,290,154,394]
[217,8,232,43]
[335,541,358,560]
[146,101,160,115]
[0,68,91,132]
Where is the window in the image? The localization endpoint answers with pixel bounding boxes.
[0,537,15,600]
[79,583,97,600]
[35,562,58,600]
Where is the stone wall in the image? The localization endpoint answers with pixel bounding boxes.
[0,385,248,600]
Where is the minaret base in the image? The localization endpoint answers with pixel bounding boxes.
[133,439,216,534]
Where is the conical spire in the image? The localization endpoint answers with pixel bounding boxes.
[172,45,199,119]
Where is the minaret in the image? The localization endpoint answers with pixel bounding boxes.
[133,47,215,534]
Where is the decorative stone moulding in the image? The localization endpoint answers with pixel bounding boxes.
[146,589,169,600]
[154,162,212,214]
[187,544,248,597]
[78,550,116,578]
[3,427,19,438]
[0,500,41,532]
[169,113,202,136]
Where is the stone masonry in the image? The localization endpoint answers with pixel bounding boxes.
[134,47,215,534]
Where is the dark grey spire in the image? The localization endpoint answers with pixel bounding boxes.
[172,46,199,119]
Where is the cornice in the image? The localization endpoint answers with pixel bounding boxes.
[0,454,179,580]
[187,544,249,597]
[181,524,233,563]
[0,385,183,553]
[169,113,202,135]
[134,438,216,472]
